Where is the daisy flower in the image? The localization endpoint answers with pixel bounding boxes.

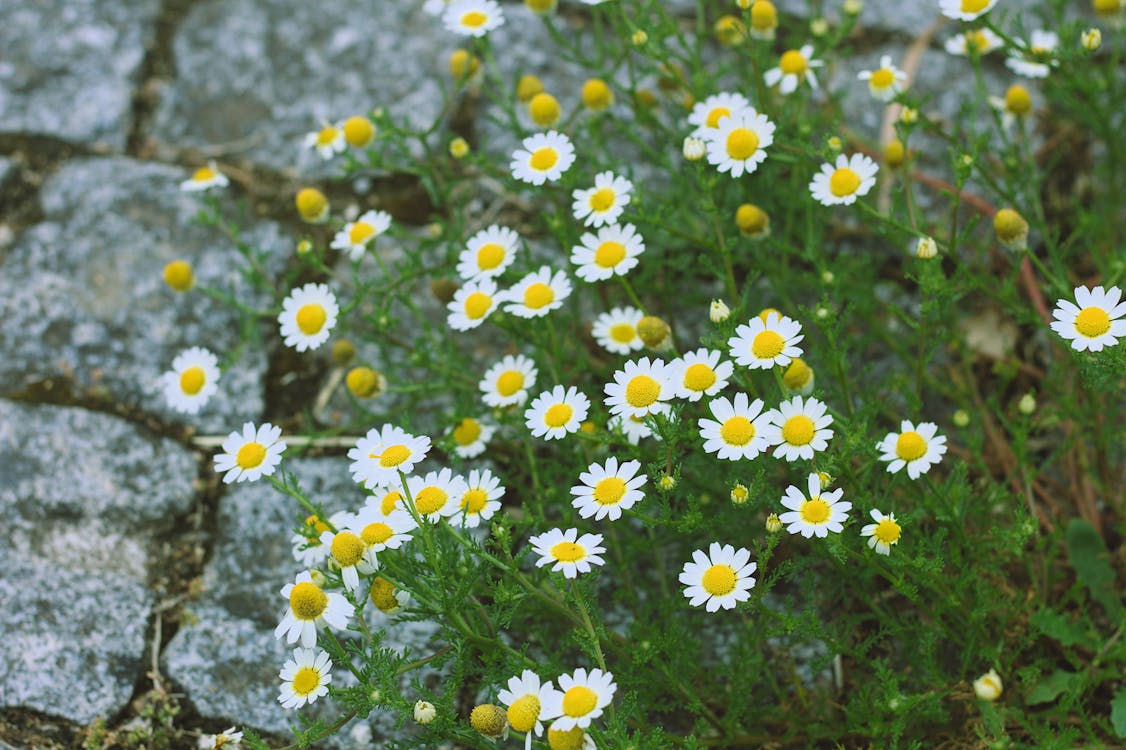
[592,306,645,355]
[763,45,823,94]
[274,571,350,648]
[572,171,633,227]
[405,468,467,523]
[443,0,504,36]
[447,277,501,331]
[290,510,352,568]
[687,91,753,137]
[858,55,908,101]
[213,422,286,483]
[161,346,220,414]
[456,225,520,280]
[778,472,851,538]
[810,153,879,206]
[727,311,804,369]
[608,412,657,445]
[763,396,834,461]
[481,354,538,407]
[330,210,392,261]
[498,670,555,750]
[365,486,407,517]
[448,416,495,458]
[510,131,575,185]
[180,161,229,192]
[698,392,770,460]
[1006,30,1058,78]
[939,0,997,21]
[679,542,757,612]
[571,456,646,521]
[304,122,345,160]
[703,109,776,178]
[529,528,605,579]
[348,424,431,489]
[201,727,242,748]
[570,223,645,282]
[876,420,947,478]
[450,468,504,528]
[604,357,674,419]
[278,283,339,352]
[525,385,590,440]
[944,28,1003,56]
[318,527,367,592]
[347,507,416,571]
[673,348,733,401]
[860,509,902,555]
[503,266,572,318]
[278,648,333,709]
[541,668,616,730]
[1050,285,1126,352]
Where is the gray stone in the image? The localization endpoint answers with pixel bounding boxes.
[0,399,198,581]
[151,0,451,175]
[164,458,444,744]
[0,157,288,433]
[0,157,12,185]
[0,0,159,148]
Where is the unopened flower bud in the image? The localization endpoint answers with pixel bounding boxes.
[163,260,194,292]
[766,513,783,533]
[430,277,460,305]
[782,357,815,394]
[631,29,648,46]
[516,74,544,102]
[1018,392,1036,415]
[953,409,970,427]
[343,116,376,148]
[638,315,672,349]
[710,298,731,323]
[413,700,437,724]
[730,483,750,505]
[1081,28,1102,51]
[295,187,329,223]
[843,0,863,14]
[915,236,938,259]
[973,669,1003,701]
[884,138,905,167]
[900,107,918,125]
[347,367,386,399]
[658,473,677,491]
[683,136,706,161]
[470,704,508,738]
[735,203,770,238]
[993,208,1029,251]
[528,92,562,127]
[449,137,470,158]
[581,78,614,111]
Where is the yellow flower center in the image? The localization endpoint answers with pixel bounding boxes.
[460,488,489,513]
[610,323,636,343]
[380,491,403,515]
[315,126,339,146]
[550,541,586,563]
[415,486,448,515]
[331,531,365,566]
[779,50,808,75]
[523,282,555,309]
[705,106,731,129]
[701,563,737,596]
[453,418,482,445]
[548,727,587,750]
[291,666,321,695]
[348,221,376,245]
[192,166,217,182]
[800,498,831,524]
[625,374,661,408]
[289,581,328,620]
[377,444,411,468]
[751,0,777,29]
[683,363,717,392]
[369,577,399,612]
[362,522,393,546]
[179,366,206,395]
[720,416,754,446]
[781,415,815,446]
[1075,306,1111,338]
[296,304,327,335]
[783,358,812,389]
[464,291,493,320]
[236,442,266,469]
[725,127,760,160]
[594,241,626,268]
[895,431,927,461]
[544,403,574,428]
[476,242,505,270]
[461,10,488,27]
[873,518,901,545]
[1005,85,1032,115]
[589,187,616,212]
[496,370,524,396]
[304,514,331,535]
[593,477,627,506]
[561,686,598,717]
[829,168,862,197]
[529,147,559,171]
[961,0,989,12]
[870,68,895,89]
[507,695,540,733]
[163,260,193,291]
[751,330,785,359]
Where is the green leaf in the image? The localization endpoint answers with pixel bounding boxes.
[1111,688,1126,738]
[1065,519,1124,621]
[1027,670,1078,706]
[1031,608,1090,648]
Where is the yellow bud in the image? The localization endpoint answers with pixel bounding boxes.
[637,315,672,349]
[528,92,562,127]
[900,107,918,124]
[525,0,557,14]
[449,137,470,158]
[296,239,313,255]
[631,29,649,46]
[730,483,749,505]
[516,74,544,103]
[782,357,814,392]
[343,116,375,148]
[1093,0,1122,16]
[331,339,356,366]
[162,260,194,292]
[1004,84,1032,116]
[548,727,588,750]
[827,136,842,153]
[658,473,677,490]
[750,0,778,32]
[470,704,508,738]
[449,49,480,80]
[369,577,401,612]
[581,78,613,111]
[346,367,386,399]
[714,15,747,46]
[295,187,329,223]
[993,208,1029,250]
[1081,28,1102,51]
[884,138,905,167]
[735,203,769,238]
[580,420,596,434]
